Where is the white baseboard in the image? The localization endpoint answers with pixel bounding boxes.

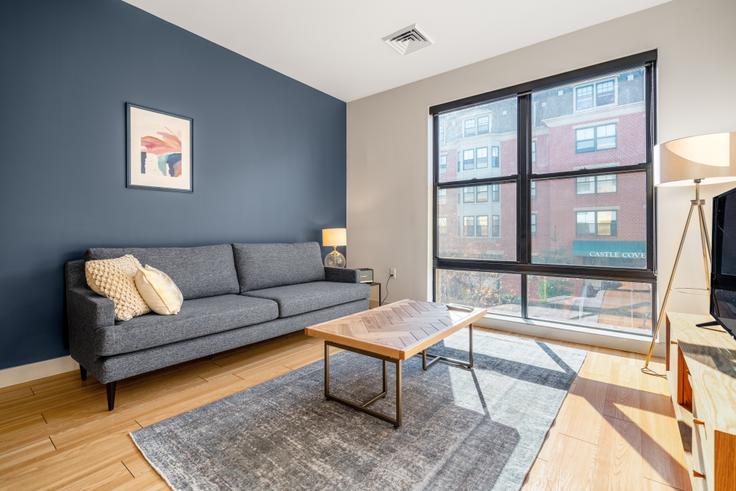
[0,355,78,389]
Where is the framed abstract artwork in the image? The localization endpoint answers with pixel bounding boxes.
[126,103,193,192]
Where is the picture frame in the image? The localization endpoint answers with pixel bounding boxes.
[126,102,193,192]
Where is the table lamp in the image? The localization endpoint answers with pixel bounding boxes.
[322,228,347,268]
[644,131,736,370]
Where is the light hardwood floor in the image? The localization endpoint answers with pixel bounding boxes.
[0,328,689,490]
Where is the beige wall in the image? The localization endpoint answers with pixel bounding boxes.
[347,0,736,327]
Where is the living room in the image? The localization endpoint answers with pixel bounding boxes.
[1,0,735,489]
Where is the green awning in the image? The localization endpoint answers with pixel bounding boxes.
[572,240,646,259]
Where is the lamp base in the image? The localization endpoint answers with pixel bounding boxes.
[324,248,346,268]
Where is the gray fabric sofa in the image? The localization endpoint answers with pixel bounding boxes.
[65,242,370,410]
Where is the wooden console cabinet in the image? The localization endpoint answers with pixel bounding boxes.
[666,313,736,491]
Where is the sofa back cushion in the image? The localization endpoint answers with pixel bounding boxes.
[86,244,239,300]
[233,242,325,292]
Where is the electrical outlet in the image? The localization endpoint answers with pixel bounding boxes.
[389,267,397,279]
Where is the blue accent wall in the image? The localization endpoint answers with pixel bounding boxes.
[0,0,346,369]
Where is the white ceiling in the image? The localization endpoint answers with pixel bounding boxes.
[124,0,669,101]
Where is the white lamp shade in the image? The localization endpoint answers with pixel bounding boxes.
[655,131,736,187]
[322,228,347,247]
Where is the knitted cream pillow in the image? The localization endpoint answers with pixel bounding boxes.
[85,255,151,321]
[134,265,183,315]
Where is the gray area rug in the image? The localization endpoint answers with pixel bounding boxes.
[131,330,586,490]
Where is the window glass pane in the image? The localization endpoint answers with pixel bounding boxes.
[463,149,475,170]
[437,217,447,235]
[437,183,517,260]
[464,119,476,137]
[596,174,617,193]
[527,275,653,335]
[436,269,521,316]
[531,172,646,268]
[595,79,615,106]
[532,67,646,173]
[576,176,595,194]
[575,84,594,110]
[438,97,517,182]
[476,146,488,168]
[476,215,489,236]
[463,216,475,236]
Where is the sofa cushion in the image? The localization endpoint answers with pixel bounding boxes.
[87,244,239,300]
[95,295,278,356]
[233,242,325,292]
[244,281,370,318]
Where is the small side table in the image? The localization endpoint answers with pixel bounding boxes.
[366,281,382,307]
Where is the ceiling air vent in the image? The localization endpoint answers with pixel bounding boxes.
[383,24,432,55]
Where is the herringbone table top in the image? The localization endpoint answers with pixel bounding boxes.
[305,299,486,360]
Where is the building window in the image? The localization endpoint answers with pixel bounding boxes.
[438,188,447,205]
[463,149,475,170]
[596,79,615,106]
[476,215,489,236]
[530,180,536,199]
[464,119,476,137]
[438,216,447,235]
[596,174,617,192]
[439,154,447,175]
[491,146,500,168]
[476,147,488,168]
[531,140,537,164]
[576,123,617,153]
[491,184,500,202]
[531,213,537,235]
[476,186,488,203]
[575,84,594,110]
[491,215,500,237]
[477,116,490,134]
[463,187,475,203]
[576,210,618,237]
[576,176,596,194]
[575,77,616,110]
[577,174,618,194]
[463,216,475,236]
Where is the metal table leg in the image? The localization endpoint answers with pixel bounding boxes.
[323,341,402,427]
[421,324,474,371]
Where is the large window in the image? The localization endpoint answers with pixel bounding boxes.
[433,52,656,336]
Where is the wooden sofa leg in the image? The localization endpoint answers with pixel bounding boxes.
[106,382,117,411]
[80,366,87,381]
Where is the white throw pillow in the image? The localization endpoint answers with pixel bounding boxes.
[85,255,151,321]
[135,265,183,315]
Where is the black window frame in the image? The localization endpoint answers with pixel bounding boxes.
[431,50,657,336]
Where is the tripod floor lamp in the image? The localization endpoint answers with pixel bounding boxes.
[644,132,736,370]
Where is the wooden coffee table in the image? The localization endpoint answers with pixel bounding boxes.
[305,299,486,427]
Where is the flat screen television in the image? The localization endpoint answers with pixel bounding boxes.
[708,186,736,340]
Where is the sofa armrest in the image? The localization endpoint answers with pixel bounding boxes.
[324,267,361,283]
[67,287,115,330]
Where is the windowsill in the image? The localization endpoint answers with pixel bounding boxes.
[475,311,661,355]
